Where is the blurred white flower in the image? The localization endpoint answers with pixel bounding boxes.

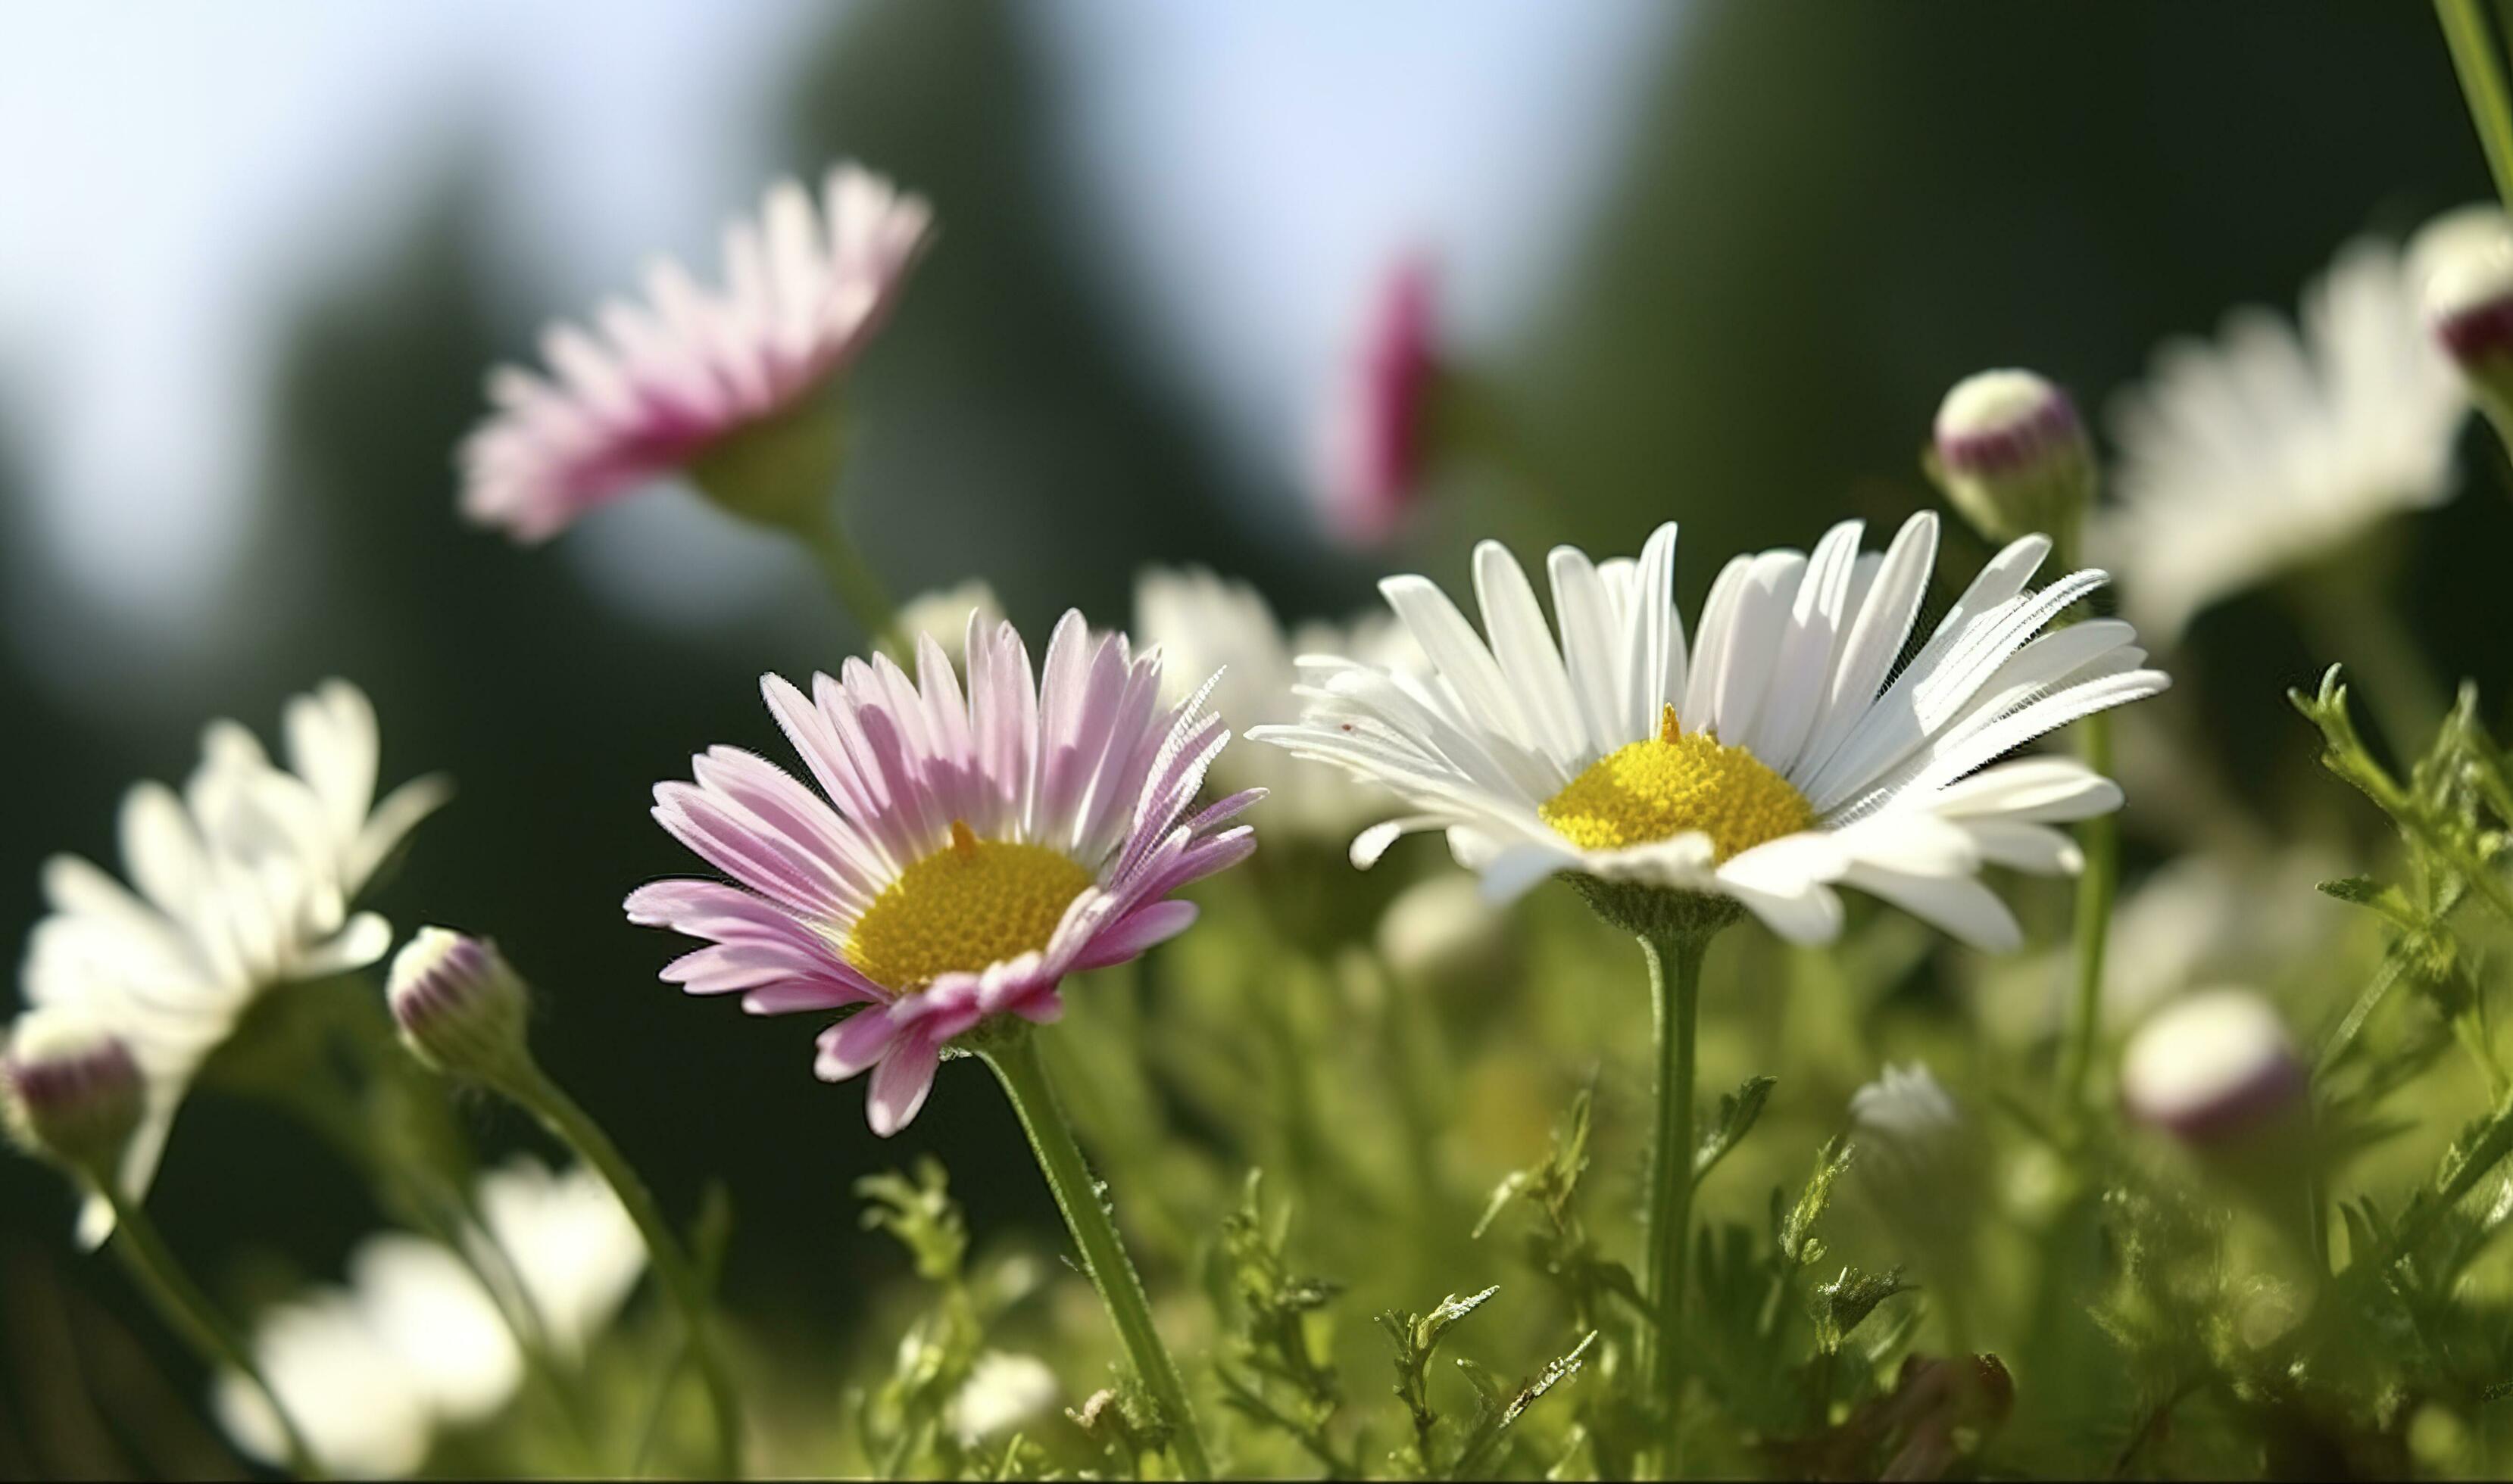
[893,579,1007,669]
[19,679,447,1243]
[213,1155,642,1476]
[214,1289,438,1479]
[2099,228,2470,641]
[1847,1062,1979,1255]
[351,1236,526,1426]
[1375,873,1501,988]
[949,1351,1060,1445]
[470,1153,648,1359]
[1134,566,1416,843]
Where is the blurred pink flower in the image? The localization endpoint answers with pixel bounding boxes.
[460,162,931,541]
[1317,254,1441,547]
[626,611,1260,1134]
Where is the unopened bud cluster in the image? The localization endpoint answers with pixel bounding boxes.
[1928,369,2096,547]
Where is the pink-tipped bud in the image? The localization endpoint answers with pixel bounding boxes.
[3,1010,145,1183]
[389,928,532,1083]
[1927,369,2095,546]
[2120,988,2305,1146]
[2415,204,2513,429]
[1318,254,1443,549]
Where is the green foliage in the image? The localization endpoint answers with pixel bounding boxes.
[1210,1171,1355,1474]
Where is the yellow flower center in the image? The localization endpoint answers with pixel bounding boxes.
[844,822,1095,991]
[1538,706,1815,860]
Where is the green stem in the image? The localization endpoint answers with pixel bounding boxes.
[2439,0,2513,211]
[100,1191,320,1479]
[504,1065,745,1479]
[2056,708,2118,1125]
[798,511,899,646]
[981,1031,1215,1482]
[1640,931,1708,1447]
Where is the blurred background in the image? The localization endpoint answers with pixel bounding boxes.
[5,1,2511,1473]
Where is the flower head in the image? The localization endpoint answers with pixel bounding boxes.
[20,680,445,1242]
[2120,987,2305,1144]
[460,162,932,541]
[387,929,532,1083]
[213,1154,642,1476]
[1135,566,1413,843]
[2099,228,2469,640]
[1253,516,2165,947]
[2413,203,2513,435]
[950,1352,1060,1445]
[1927,369,2095,547]
[1317,254,1442,547]
[2,1009,144,1184]
[627,611,1260,1133]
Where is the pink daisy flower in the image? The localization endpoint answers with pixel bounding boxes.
[1316,254,1442,548]
[626,612,1262,1134]
[460,162,932,542]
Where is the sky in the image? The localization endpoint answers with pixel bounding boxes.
[0,1,1672,669]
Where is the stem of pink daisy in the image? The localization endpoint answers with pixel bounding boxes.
[1639,929,1708,1464]
[798,510,900,647]
[982,1030,1216,1481]
[504,1065,747,1479]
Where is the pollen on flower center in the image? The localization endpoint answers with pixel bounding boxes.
[844,822,1095,991]
[1539,706,1815,859]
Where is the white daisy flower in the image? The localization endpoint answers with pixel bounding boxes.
[1135,566,1414,844]
[214,1287,438,1479]
[18,680,448,1242]
[467,1153,648,1359]
[460,162,932,541]
[948,1351,1060,1445]
[1251,516,2168,948]
[212,1155,643,1476]
[2099,229,2470,640]
[891,579,1007,669]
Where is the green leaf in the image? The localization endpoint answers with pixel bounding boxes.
[1809,1264,1912,1355]
[1694,1074,1778,1188]
[1780,1136,1856,1271]
[1446,1331,1599,1480]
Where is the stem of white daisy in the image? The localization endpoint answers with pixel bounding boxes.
[499,1064,747,1479]
[982,1030,1216,1482]
[1640,928,1710,1461]
[99,1188,322,1479]
[798,509,900,647]
[2056,706,2118,1124]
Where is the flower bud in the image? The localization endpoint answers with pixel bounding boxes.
[2413,204,2513,436]
[3,1009,145,1185]
[1926,369,2095,546]
[2119,987,2305,1145]
[389,928,533,1084]
[1318,254,1443,549]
